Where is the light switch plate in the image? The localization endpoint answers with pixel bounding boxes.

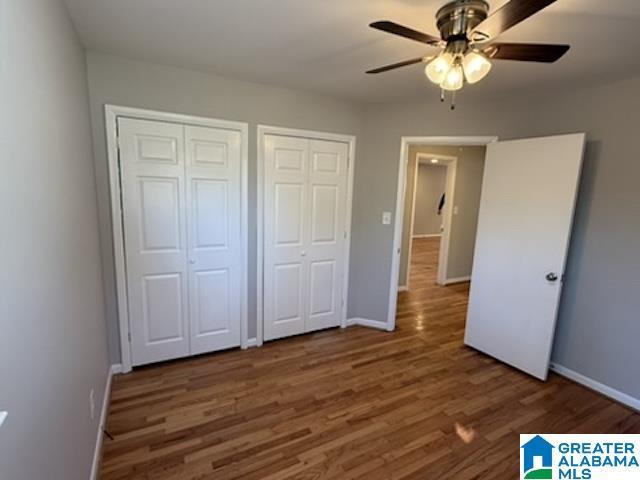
[0,411,7,428]
[382,211,392,225]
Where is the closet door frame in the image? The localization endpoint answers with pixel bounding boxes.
[257,125,356,347]
[106,105,249,373]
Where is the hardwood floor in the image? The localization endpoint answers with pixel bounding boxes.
[101,237,639,479]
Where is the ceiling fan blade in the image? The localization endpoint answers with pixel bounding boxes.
[370,21,441,46]
[471,0,558,41]
[366,57,430,74]
[484,43,569,62]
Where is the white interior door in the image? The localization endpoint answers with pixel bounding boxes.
[464,134,585,380]
[120,118,244,366]
[306,140,349,332]
[119,118,190,365]
[185,125,242,355]
[263,136,308,340]
[263,135,349,341]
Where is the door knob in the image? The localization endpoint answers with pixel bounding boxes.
[546,272,559,282]
[189,259,196,265]
[301,251,307,257]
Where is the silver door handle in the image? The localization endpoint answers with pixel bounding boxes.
[546,272,558,282]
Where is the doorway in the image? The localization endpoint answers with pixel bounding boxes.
[389,134,585,381]
[401,152,457,291]
[388,136,497,330]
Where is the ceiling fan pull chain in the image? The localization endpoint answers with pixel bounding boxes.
[440,89,445,102]
[450,91,456,110]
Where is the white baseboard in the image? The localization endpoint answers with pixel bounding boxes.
[246,337,258,348]
[347,318,390,331]
[444,276,471,285]
[90,365,116,480]
[412,234,441,239]
[398,285,408,292]
[550,363,640,412]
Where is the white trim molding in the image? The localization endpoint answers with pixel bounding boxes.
[347,318,391,331]
[443,276,471,285]
[246,338,258,348]
[387,136,498,331]
[412,234,442,239]
[550,363,640,412]
[90,365,116,480]
[398,286,408,292]
[105,105,250,373]
[256,124,356,346]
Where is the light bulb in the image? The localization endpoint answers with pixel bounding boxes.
[425,53,453,85]
[441,63,464,91]
[462,51,492,84]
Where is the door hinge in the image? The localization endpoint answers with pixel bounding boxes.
[127,331,132,343]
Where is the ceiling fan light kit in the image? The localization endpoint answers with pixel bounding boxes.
[368,0,569,109]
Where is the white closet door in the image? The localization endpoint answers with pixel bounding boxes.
[119,118,189,366]
[185,125,242,354]
[263,135,349,341]
[306,140,349,332]
[263,135,309,340]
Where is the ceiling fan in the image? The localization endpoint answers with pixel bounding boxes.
[367,0,569,108]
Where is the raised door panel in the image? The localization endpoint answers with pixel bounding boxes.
[309,261,335,317]
[192,269,231,338]
[192,179,228,250]
[119,117,190,366]
[274,263,304,325]
[138,177,181,252]
[275,183,304,246]
[186,125,242,354]
[141,273,185,344]
[310,185,339,244]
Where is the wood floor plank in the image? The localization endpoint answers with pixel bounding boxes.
[100,237,639,479]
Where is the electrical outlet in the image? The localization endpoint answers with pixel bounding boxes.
[382,211,392,225]
[89,389,96,420]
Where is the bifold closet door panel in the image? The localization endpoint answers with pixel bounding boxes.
[119,118,190,366]
[185,125,242,355]
[263,135,309,341]
[305,140,349,333]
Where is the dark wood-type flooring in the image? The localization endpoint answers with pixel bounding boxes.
[101,237,640,479]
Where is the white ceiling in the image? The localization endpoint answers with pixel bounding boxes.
[64,0,640,103]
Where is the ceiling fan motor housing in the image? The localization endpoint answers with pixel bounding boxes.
[436,0,489,43]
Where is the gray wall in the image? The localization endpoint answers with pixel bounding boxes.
[413,164,446,236]
[84,50,640,402]
[85,52,365,363]
[0,1,109,479]
[350,76,640,400]
[399,145,485,287]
